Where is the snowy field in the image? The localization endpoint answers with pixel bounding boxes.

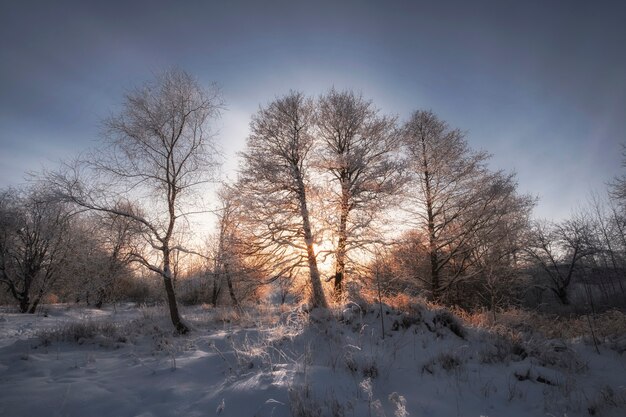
[0,302,625,417]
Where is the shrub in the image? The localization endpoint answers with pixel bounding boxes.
[38,320,121,345]
[438,353,462,371]
[422,352,464,374]
[178,287,210,306]
[479,332,527,364]
[432,310,466,339]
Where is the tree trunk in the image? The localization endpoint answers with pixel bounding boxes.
[95,287,106,309]
[224,263,239,308]
[18,273,35,313]
[553,287,570,305]
[19,296,29,314]
[304,238,327,308]
[297,177,328,309]
[28,287,44,313]
[333,270,344,302]
[334,188,350,301]
[162,248,189,334]
[28,298,40,314]
[211,273,220,307]
[429,243,441,301]
[421,136,441,301]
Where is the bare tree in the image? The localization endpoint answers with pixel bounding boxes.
[0,188,72,313]
[470,202,533,313]
[587,194,626,300]
[401,110,533,301]
[49,69,222,333]
[70,209,137,308]
[209,184,258,308]
[238,91,328,308]
[525,216,596,305]
[316,89,405,300]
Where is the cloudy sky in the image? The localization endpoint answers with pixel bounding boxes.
[1,0,625,221]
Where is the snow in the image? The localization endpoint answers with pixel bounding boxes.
[0,302,624,417]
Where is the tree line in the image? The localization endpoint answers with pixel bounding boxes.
[1,69,624,332]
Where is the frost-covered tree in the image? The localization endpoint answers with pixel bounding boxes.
[65,209,137,308]
[467,195,533,311]
[208,184,265,308]
[316,89,405,300]
[402,110,533,301]
[214,186,242,307]
[50,69,222,333]
[0,187,73,313]
[239,91,328,308]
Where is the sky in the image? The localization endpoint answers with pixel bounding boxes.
[1,0,625,222]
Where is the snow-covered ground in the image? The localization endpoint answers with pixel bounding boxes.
[0,302,624,417]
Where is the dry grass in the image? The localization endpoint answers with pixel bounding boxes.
[358,290,626,352]
[461,308,626,340]
[37,321,123,346]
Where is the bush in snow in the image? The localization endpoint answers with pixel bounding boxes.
[38,320,122,346]
[429,309,466,339]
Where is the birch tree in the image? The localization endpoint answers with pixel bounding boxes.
[402,110,532,301]
[316,89,404,300]
[50,69,222,333]
[239,91,328,308]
